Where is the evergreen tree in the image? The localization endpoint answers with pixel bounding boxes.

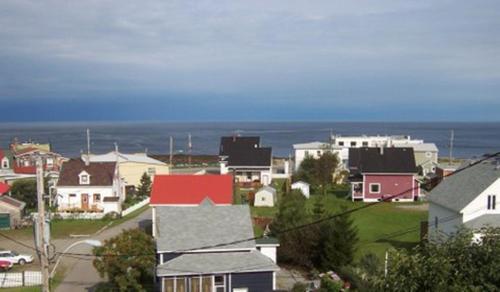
[321,211,358,270]
[270,191,313,267]
[136,172,152,199]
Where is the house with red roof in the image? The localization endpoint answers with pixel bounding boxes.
[150,174,233,237]
[0,183,10,196]
[9,141,65,174]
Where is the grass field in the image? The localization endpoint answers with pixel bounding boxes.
[1,205,150,240]
[250,185,428,262]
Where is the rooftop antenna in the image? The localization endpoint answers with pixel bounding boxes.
[188,133,192,165]
[449,130,454,166]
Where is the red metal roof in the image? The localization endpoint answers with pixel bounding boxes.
[0,182,10,195]
[150,175,233,205]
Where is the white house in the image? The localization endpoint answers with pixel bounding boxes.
[428,159,500,241]
[56,159,122,214]
[254,186,277,207]
[294,135,426,174]
[219,136,273,186]
[291,181,310,198]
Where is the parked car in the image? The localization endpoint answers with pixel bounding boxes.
[0,260,13,271]
[0,251,34,265]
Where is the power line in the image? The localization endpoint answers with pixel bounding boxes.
[2,151,498,263]
[48,151,500,260]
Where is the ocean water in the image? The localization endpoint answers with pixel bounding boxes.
[0,122,499,159]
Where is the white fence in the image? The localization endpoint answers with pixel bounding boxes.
[122,197,150,217]
[0,271,42,288]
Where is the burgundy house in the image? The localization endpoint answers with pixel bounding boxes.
[349,147,420,202]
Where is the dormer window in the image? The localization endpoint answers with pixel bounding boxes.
[1,158,8,169]
[79,171,90,185]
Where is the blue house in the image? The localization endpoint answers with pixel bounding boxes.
[153,200,279,292]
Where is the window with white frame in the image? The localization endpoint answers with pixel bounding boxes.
[362,141,368,147]
[79,171,90,185]
[214,275,225,292]
[338,141,344,146]
[350,141,357,147]
[370,183,381,193]
[147,167,156,176]
[1,158,8,169]
[487,195,496,210]
[316,150,321,156]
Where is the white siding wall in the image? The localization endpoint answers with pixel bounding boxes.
[56,186,113,210]
[462,178,500,222]
[258,246,277,263]
[254,191,275,207]
[428,202,462,240]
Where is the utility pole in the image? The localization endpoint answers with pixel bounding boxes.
[188,133,192,166]
[36,158,50,292]
[86,128,91,157]
[169,136,173,166]
[449,130,454,165]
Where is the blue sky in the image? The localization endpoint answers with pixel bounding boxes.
[1,0,499,122]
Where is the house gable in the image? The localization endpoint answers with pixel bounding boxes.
[461,177,500,223]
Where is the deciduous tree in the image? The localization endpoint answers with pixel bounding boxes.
[93,229,155,291]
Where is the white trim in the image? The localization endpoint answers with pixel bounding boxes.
[369,183,381,194]
[156,248,255,254]
[227,166,272,169]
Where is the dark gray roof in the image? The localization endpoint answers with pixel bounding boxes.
[255,237,279,245]
[219,136,260,156]
[429,160,500,212]
[219,136,271,167]
[464,214,500,229]
[156,250,278,276]
[227,147,272,167]
[348,147,417,174]
[155,204,255,252]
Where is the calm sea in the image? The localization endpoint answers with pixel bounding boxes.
[0,122,499,159]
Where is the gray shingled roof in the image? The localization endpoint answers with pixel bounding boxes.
[464,214,500,229]
[156,250,278,276]
[429,160,500,212]
[155,204,255,252]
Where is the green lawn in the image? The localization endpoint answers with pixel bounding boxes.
[1,205,150,241]
[251,186,428,262]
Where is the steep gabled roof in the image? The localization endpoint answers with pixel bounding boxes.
[57,159,116,187]
[155,204,255,251]
[150,175,233,205]
[429,160,500,212]
[349,147,417,174]
[227,147,272,167]
[219,136,260,156]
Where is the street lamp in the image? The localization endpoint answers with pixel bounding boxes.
[50,239,102,278]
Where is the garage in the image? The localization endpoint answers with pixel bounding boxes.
[0,213,10,229]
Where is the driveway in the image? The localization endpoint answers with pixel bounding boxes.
[55,208,152,292]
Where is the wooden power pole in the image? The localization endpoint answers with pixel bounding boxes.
[169,136,173,166]
[449,130,454,165]
[36,158,50,292]
[188,133,192,165]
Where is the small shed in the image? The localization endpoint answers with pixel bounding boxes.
[254,186,277,207]
[291,181,310,198]
[0,196,26,229]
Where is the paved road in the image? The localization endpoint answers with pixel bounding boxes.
[55,208,152,292]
